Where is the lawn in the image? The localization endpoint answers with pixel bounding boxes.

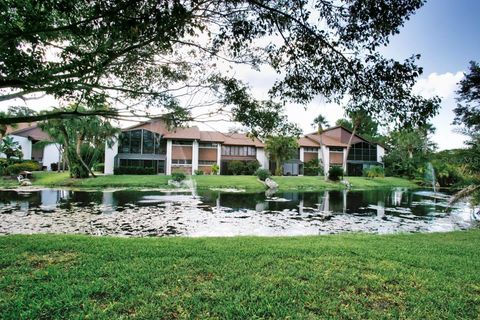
[1,231,479,318]
[271,176,419,191]
[0,171,418,191]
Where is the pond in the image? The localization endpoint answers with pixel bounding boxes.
[0,188,477,237]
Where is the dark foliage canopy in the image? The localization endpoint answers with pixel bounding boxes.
[1,0,439,136]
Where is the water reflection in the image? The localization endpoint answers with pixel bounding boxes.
[0,188,477,237]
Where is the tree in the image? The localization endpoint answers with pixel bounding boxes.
[451,61,480,204]
[335,113,380,142]
[339,110,380,172]
[0,136,23,160]
[265,136,299,176]
[0,106,36,138]
[39,104,120,178]
[383,124,437,178]
[311,114,329,180]
[1,0,439,136]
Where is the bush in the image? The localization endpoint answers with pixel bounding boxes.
[255,168,271,181]
[243,160,260,175]
[211,164,219,175]
[363,166,385,179]
[51,162,68,171]
[93,163,105,172]
[113,166,155,175]
[194,169,204,175]
[304,159,323,176]
[171,171,186,182]
[5,161,41,175]
[328,166,344,181]
[227,160,244,175]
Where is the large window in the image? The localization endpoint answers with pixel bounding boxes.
[347,142,376,162]
[142,130,154,154]
[130,130,142,153]
[304,147,318,152]
[221,145,256,156]
[118,129,166,154]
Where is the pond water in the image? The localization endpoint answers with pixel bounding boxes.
[0,188,477,237]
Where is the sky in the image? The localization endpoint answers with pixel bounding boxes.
[230,0,480,150]
[2,0,479,150]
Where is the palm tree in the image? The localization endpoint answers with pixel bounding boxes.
[343,110,366,173]
[311,114,329,180]
[0,136,23,159]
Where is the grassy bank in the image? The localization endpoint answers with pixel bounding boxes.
[1,231,479,318]
[0,171,418,191]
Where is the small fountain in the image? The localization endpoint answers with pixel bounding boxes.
[425,162,437,194]
[184,176,197,199]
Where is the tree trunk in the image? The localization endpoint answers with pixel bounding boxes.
[343,124,358,174]
[275,158,282,176]
[75,138,96,178]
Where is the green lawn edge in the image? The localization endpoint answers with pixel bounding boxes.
[1,230,479,318]
[0,171,419,191]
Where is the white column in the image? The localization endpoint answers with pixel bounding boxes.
[256,147,268,170]
[321,145,329,174]
[299,147,304,162]
[43,143,61,171]
[217,143,222,175]
[192,140,199,174]
[377,145,385,164]
[166,140,172,175]
[104,136,118,175]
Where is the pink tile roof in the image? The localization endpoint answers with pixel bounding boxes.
[163,126,201,140]
[10,124,52,141]
[298,136,320,147]
[305,133,348,147]
[222,133,264,147]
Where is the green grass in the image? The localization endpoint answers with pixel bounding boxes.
[272,176,419,191]
[194,175,265,191]
[1,231,479,318]
[272,176,344,191]
[0,171,418,191]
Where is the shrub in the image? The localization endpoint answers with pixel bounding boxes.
[5,161,41,175]
[51,162,67,171]
[228,160,244,175]
[171,171,186,182]
[0,158,8,175]
[211,164,219,175]
[363,166,385,179]
[328,166,344,181]
[255,168,271,181]
[93,163,105,172]
[304,158,323,176]
[194,169,204,175]
[113,166,155,175]
[243,160,260,175]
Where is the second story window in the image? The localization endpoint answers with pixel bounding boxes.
[118,129,166,154]
[221,145,256,156]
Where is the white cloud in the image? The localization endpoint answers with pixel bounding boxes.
[413,71,464,99]
[414,71,467,150]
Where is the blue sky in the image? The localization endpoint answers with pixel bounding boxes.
[380,0,480,149]
[383,0,480,75]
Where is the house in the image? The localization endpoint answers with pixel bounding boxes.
[297,126,385,176]
[1,123,61,170]
[104,118,268,175]
[104,119,384,176]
